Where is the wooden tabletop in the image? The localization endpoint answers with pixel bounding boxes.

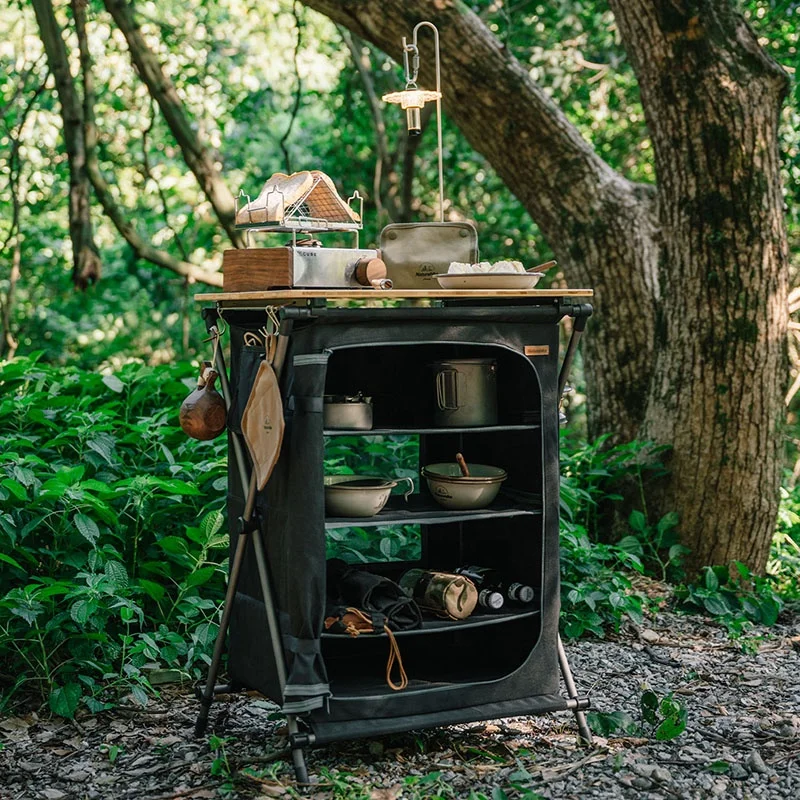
[194,288,594,306]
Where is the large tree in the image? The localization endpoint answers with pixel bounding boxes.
[303,0,791,572]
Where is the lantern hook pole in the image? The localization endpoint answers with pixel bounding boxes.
[407,21,444,222]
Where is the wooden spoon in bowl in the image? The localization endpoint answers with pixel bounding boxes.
[455,453,470,478]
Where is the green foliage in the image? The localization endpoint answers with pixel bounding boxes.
[674,562,784,636]
[587,689,687,742]
[0,356,227,715]
[324,434,421,563]
[558,434,675,638]
[769,484,800,599]
[559,524,645,639]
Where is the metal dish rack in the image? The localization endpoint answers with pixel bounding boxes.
[234,174,364,248]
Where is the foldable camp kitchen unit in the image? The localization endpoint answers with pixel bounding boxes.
[190,19,594,782]
[192,286,593,782]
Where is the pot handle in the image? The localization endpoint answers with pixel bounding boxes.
[435,368,459,411]
[396,477,414,502]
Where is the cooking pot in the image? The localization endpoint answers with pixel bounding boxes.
[323,393,373,430]
[432,358,498,427]
[324,475,414,517]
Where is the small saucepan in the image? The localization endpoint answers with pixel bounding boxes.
[323,393,373,430]
[324,475,414,518]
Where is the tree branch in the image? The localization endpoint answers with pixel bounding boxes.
[301,0,644,239]
[340,28,398,220]
[74,0,222,288]
[141,97,190,262]
[31,0,102,288]
[101,0,244,247]
[0,77,45,359]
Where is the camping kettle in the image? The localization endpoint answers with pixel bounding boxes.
[432,358,498,427]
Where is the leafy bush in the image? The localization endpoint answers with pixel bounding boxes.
[0,356,227,715]
[769,484,800,600]
[559,523,645,639]
[588,689,687,741]
[674,562,784,636]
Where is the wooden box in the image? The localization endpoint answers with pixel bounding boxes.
[222,248,293,292]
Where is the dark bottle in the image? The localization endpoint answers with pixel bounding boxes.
[455,565,535,605]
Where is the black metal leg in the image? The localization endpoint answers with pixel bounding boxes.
[557,634,593,746]
[288,715,309,784]
[194,527,251,737]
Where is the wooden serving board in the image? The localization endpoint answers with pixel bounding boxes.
[194,288,593,307]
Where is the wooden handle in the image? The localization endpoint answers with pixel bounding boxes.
[455,453,470,477]
[354,257,388,286]
[528,260,557,273]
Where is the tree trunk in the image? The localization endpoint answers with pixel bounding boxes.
[610,0,790,571]
[30,0,102,288]
[102,0,244,248]
[304,0,790,572]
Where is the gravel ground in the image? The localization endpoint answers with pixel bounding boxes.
[1,609,799,800]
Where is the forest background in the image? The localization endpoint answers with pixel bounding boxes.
[0,0,799,720]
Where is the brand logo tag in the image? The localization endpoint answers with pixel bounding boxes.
[524,345,550,356]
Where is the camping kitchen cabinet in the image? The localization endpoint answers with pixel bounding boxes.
[193,291,593,781]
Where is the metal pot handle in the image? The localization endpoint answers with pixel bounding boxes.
[396,477,414,501]
[435,368,459,411]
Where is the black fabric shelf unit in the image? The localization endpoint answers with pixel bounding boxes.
[207,297,594,773]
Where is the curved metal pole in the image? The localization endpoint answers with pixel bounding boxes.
[411,21,444,222]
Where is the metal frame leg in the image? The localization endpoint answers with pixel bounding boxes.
[199,315,308,778]
[557,634,593,746]
[287,716,309,784]
[194,527,250,737]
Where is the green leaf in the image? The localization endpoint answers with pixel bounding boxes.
[87,437,115,465]
[139,579,166,602]
[157,536,188,555]
[53,465,86,485]
[491,789,510,800]
[200,509,224,540]
[655,714,687,741]
[70,599,94,625]
[656,511,679,534]
[641,690,659,725]
[702,595,729,616]
[1,478,27,500]
[130,685,148,707]
[102,374,125,393]
[74,513,100,545]
[628,510,646,532]
[704,568,719,591]
[616,535,643,554]
[379,537,395,559]
[49,683,82,719]
[152,478,202,496]
[184,566,217,588]
[706,760,730,774]
[0,552,24,571]
[104,561,129,590]
[757,596,780,627]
